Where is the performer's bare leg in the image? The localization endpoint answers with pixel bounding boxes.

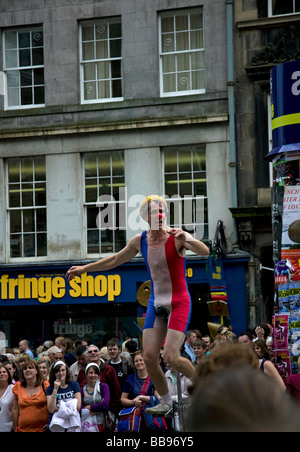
[163,328,195,379]
[143,326,168,397]
[143,327,195,415]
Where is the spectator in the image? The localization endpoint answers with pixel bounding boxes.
[165,364,191,404]
[54,336,64,350]
[61,338,77,367]
[77,344,121,418]
[202,335,213,354]
[106,338,135,389]
[70,345,87,381]
[183,330,197,362]
[46,360,81,432]
[47,346,61,364]
[0,364,14,432]
[189,343,258,395]
[4,361,18,384]
[37,357,51,381]
[286,358,300,404]
[124,340,137,357]
[18,340,34,359]
[253,339,269,360]
[80,363,110,432]
[12,359,50,432]
[186,364,300,432]
[15,354,31,379]
[192,339,207,366]
[238,331,253,346]
[254,323,271,342]
[120,350,159,431]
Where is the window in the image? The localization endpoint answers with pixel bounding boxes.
[269,0,300,15]
[7,157,47,259]
[3,28,45,109]
[84,151,126,255]
[80,18,123,103]
[159,8,205,97]
[163,145,208,240]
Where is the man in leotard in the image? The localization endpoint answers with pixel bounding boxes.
[66,195,209,416]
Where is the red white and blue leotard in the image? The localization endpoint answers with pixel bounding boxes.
[141,230,192,334]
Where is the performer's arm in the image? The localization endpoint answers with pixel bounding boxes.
[167,228,209,256]
[66,234,141,281]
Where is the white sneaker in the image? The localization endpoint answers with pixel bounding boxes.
[145,403,171,416]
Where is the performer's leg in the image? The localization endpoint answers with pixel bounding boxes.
[144,327,195,416]
[143,326,168,397]
[163,328,195,379]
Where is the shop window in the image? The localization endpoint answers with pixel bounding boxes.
[163,145,208,240]
[80,17,123,103]
[269,0,300,15]
[7,157,47,259]
[3,27,45,110]
[84,151,126,255]
[159,8,205,97]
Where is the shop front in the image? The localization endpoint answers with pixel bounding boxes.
[0,255,249,350]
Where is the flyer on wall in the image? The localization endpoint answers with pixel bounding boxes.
[281,185,300,260]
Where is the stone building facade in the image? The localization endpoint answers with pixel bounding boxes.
[0,0,261,344]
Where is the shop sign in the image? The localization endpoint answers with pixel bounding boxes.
[0,271,121,306]
[271,60,300,149]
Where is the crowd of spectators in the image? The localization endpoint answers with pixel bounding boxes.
[1,322,300,432]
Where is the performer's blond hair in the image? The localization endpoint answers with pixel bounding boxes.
[139,195,168,221]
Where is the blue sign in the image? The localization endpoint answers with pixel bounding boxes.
[271,60,300,149]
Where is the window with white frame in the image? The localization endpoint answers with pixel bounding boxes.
[3,28,45,109]
[80,18,123,103]
[159,8,205,97]
[269,0,300,15]
[84,151,126,255]
[7,157,47,259]
[163,145,208,240]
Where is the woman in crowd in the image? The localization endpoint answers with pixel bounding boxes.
[81,363,110,432]
[121,350,159,430]
[46,360,81,432]
[0,364,14,432]
[12,359,50,432]
[37,356,51,381]
[15,353,31,379]
[4,361,18,384]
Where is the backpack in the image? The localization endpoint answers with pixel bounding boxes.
[142,396,168,431]
[117,406,141,432]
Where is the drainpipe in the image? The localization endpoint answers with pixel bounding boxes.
[226,1,256,326]
[226,0,238,243]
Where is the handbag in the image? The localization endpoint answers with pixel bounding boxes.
[81,408,99,432]
[142,396,168,431]
[103,411,115,432]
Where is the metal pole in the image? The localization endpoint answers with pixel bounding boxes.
[176,371,184,431]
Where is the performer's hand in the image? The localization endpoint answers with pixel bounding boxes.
[166,227,188,241]
[65,265,85,281]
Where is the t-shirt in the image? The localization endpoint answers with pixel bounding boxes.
[46,380,80,402]
[12,381,50,432]
[109,360,126,388]
[122,374,155,399]
[0,384,14,432]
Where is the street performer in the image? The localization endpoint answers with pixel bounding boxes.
[66,195,209,416]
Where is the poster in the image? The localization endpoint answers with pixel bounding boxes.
[281,185,300,260]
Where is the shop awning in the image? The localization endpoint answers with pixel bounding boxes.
[265,143,300,161]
